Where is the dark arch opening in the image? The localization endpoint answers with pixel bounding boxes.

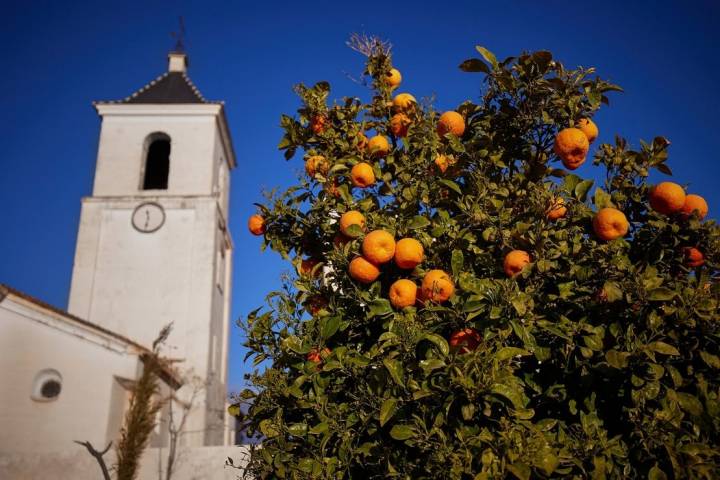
[143,134,171,190]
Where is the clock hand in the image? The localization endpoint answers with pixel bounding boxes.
[144,210,150,229]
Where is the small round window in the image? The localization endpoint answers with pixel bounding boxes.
[31,369,62,401]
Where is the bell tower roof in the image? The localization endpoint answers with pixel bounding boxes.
[97,51,219,105]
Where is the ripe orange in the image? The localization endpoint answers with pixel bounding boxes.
[367,135,390,158]
[649,182,686,215]
[389,279,417,308]
[421,270,455,303]
[554,128,589,170]
[394,238,424,269]
[593,207,629,241]
[434,154,456,174]
[546,197,567,221]
[307,347,331,364]
[384,68,402,89]
[350,162,376,188]
[449,328,482,353]
[339,210,366,236]
[305,155,329,177]
[248,214,266,235]
[437,111,466,137]
[680,194,708,220]
[362,230,396,264]
[349,256,380,283]
[683,247,705,267]
[392,93,417,113]
[390,113,412,138]
[577,118,598,143]
[310,115,326,134]
[503,250,531,277]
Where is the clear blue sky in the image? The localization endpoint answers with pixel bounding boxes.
[1,1,718,392]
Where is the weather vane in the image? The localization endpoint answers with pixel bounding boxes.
[170,16,186,52]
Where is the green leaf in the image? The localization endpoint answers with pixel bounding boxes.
[368,298,393,318]
[420,333,450,356]
[389,424,414,441]
[288,423,308,437]
[676,392,703,416]
[407,215,431,230]
[344,224,364,238]
[700,351,720,369]
[282,335,310,354]
[475,46,498,68]
[438,179,462,195]
[648,341,680,356]
[602,281,623,302]
[459,58,490,74]
[648,287,676,301]
[507,462,531,480]
[605,350,630,369]
[379,398,398,427]
[495,347,530,362]
[593,188,613,209]
[648,465,668,480]
[490,383,526,408]
[451,249,464,278]
[574,179,594,201]
[320,315,341,339]
[383,358,405,387]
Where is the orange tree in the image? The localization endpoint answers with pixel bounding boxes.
[237,37,720,479]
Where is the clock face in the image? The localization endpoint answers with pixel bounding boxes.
[131,202,165,233]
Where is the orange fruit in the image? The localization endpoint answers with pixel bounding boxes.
[546,197,567,221]
[449,328,482,353]
[389,279,418,308]
[339,210,366,236]
[349,256,381,283]
[305,155,329,177]
[307,347,331,364]
[394,238,424,269]
[680,194,708,220]
[503,250,531,277]
[554,128,589,170]
[248,214,266,235]
[593,207,629,241]
[362,230,396,264]
[434,154,456,173]
[437,111,466,137]
[390,113,412,138]
[310,114,326,134]
[683,247,705,267]
[350,162,376,188]
[367,135,390,158]
[421,270,455,303]
[649,182,686,215]
[577,118,598,143]
[392,93,417,113]
[299,258,320,277]
[384,68,402,89]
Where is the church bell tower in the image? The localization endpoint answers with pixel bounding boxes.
[68,51,235,446]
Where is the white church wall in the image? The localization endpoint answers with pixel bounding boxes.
[92,104,223,198]
[0,297,142,453]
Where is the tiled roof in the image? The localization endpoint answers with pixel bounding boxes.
[97,71,221,105]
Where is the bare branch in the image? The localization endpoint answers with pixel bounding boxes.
[75,440,112,480]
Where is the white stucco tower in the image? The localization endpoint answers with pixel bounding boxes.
[68,51,235,446]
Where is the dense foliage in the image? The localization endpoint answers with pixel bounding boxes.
[237,39,720,479]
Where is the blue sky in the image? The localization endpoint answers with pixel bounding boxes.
[1,1,718,392]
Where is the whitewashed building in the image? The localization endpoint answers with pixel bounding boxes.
[0,50,248,479]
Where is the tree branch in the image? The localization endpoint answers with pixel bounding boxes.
[75,440,112,480]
